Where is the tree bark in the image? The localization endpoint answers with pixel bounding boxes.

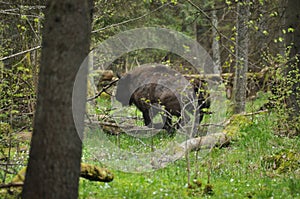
[22,0,92,198]
[233,0,250,114]
[212,4,221,74]
[285,0,300,122]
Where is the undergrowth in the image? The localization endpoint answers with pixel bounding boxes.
[79,111,300,199]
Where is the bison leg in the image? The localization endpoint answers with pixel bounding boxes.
[148,106,166,129]
[142,110,152,127]
[142,108,173,131]
[162,116,173,132]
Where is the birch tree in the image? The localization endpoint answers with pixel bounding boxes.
[212,3,221,74]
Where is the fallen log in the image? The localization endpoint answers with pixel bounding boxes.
[152,132,230,169]
[179,132,229,151]
[0,163,114,191]
[80,163,113,182]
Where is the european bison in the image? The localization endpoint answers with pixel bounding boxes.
[115,64,210,132]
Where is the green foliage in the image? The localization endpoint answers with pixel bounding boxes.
[262,149,300,173]
[224,114,252,139]
[0,62,36,129]
[79,105,300,198]
[91,0,205,72]
[0,122,12,136]
[0,1,42,130]
[0,122,13,149]
[1,0,300,197]
[261,47,300,136]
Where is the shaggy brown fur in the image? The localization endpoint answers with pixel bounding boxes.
[115,64,210,132]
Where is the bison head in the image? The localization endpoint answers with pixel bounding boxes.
[115,73,133,106]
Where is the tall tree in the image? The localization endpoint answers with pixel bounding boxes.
[285,0,300,128]
[233,0,250,113]
[22,0,92,198]
[212,3,221,74]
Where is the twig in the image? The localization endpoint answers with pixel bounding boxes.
[0,163,24,166]
[0,46,41,61]
[0,10,42,18]
[87,79,118,101]
[88,121,122,128]
[92,3,170,33]
[0,182,23,189]
[200,123,225,128]
[241,110,268,116]
[184,0,250,65]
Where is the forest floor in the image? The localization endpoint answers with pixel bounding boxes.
[79,95,300,199]
[1,93,300,198]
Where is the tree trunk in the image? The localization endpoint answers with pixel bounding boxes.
[22,0,92,198]
[285,0,300,124]
[212,4,221,74]
[233,0,250,114]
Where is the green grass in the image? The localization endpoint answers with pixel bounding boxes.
[79,109,300,198]
[1,94,299,198]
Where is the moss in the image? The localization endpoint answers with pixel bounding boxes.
[224,114,252,138]
[12,167,27,183]
[80,163,114,182]
[99,92,111,99]
[11,163,114,184]
[0,167,26,197]
[262,149,300,173]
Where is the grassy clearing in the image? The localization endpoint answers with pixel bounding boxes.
[1,94,299,198]
[79,110,300,198]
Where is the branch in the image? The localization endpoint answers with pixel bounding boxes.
[240,110,269,116]
[0,182,24,189]
[86,120,158,132]
[87,79,118,102]
[0,46,41,61]
[92,3,170,33]
[180,132,229,151]
[184,0,256,68]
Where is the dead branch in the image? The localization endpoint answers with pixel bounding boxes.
[87,79,118,102]
[92,3,170,33]
[180,133,229,151]
[241,110,269,116]
[0,46,41,61]
[0,182,23,189]
[152,132,229,168]
[183,70,270,81]
[86,119,162,135]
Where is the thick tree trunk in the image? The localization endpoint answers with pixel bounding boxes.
[22,1,92,198]
[233,0,250,114]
